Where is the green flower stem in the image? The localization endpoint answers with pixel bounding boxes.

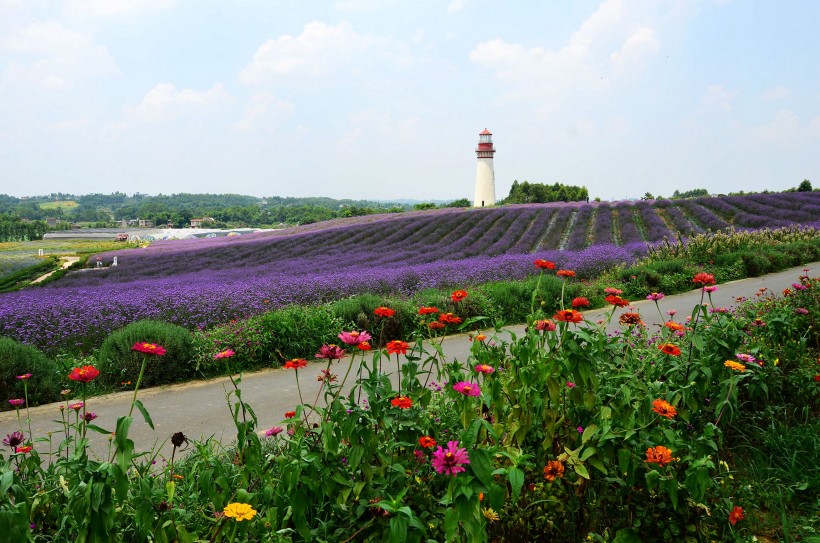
[23,381,32,444]
[81,381,88,440]
[127,356,149,419]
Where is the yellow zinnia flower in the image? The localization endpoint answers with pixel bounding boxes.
[223,502,257,521]
[724,360,746,372]
[482,508,500,522]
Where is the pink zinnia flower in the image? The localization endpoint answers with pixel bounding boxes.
[338,330,372,345]
[452,381,481,397]
[703,286,718,293]
[474,364,494,375]
[735,353,756,363]
[213,349,235,359]
[315,344,345,360]
[83,412,98,422]
[604,287,623,295]
[666,310,677,316]
[8,399,24,408]
[646,292,665,301]
[16,373,32,380]
[566,382,576,389]
[535,319,556,332]
[431,441,470,476]
[68,402,84,411]
[265,426,284,437]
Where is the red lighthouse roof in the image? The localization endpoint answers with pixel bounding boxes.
[480,128,492,135]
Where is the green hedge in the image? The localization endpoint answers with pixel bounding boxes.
[0,338,62,408]
[97,320,196,388]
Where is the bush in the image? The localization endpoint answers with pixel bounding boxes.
[329,293,417,344]
[259,305,345,362]
[97,320,196,388]
[0,337,62,408]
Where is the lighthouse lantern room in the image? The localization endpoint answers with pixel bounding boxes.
[473,128,496,207]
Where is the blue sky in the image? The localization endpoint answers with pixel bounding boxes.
[1,0,818,202]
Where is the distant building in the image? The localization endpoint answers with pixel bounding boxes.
[45,217,59,228]
[138,219,154,228]
[190,217,215,228]
[473,129,497,207]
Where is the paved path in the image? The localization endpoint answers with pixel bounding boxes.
[2,262,815,460]
[31,256,79,284]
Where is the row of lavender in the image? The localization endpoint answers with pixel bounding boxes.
[0,192,818,354]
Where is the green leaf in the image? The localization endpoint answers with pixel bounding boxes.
[85,424,111,435]
[508,467,524,499]
[134,400,154,430]
[0,470,12,495]
[469,448,494,487]
[588,457,608,475]
[613,528,643,543]
[573,463,590,480]
[580,447,597,461]
[618,449,631,476]
[645,469,660,491]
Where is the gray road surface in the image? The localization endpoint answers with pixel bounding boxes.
[1,262,814,461]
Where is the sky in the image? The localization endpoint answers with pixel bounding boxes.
[0,0,818,202]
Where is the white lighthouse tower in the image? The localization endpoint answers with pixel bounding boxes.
[473,128,496,207]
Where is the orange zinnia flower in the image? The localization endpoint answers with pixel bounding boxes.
[419,436,437,449]
[543,460,565,482]
[427,321,445,330]
[391,396,412,409]
[658,343,681,356]
[692,272,716,286]
[556,270,576,278]
[645,446,674,467]
[728,505,744,526]
[605,295,629,307]
[553,309,583,323]
[386,340,409,355]
[357,342,372,351]
[664,321,684,332]
[374,306,395,318]
[724,360,746,372]
[651,399,677,419]
[619,312,643,326]
[534,259,556,270]
[418,306,440,315]
[438,313,462,325]
[451,290,468,302]
[571,297,590,308]
[284,358,308,370]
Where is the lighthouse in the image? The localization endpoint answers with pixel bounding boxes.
[473,128,496,207]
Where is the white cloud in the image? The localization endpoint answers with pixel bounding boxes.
[64,0,176,18]
[698,84,737,113]
[761,85,791,101]
[239,20,393,84]
[0,21,117,88]
[610,27,659,72]
[125,83,232,121]
[447,0,468,14]
[752,109,820,144]
[233,92,294,131]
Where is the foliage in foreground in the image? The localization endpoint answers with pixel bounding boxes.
[0,267,818,542]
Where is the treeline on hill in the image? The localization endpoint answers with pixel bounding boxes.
[0,215,68,243]
[504,181,589,204]
[0,193,474,229]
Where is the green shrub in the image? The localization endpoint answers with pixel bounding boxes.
[259,305,345,362]
[97,320,195,388]
[329,294,417,344]
[0,337,62,408]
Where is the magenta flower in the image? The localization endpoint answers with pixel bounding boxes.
[452,381,481,397]
[265,426,284,437]
[16,374,32,380]
[703,286,718,293]
[735,353,756,363]
[646,292,665,301]
[3,431,25,448]
[666,310,677,316]
[577,426,584,434]
[474,364,494,375]
[337,330,372,346]
[83,412,98,423]
[566,382,576,389]
[431,441,470,476]
[795,307,809,315]
[8,399,24,408]
[792,283,807,291]
[315,344,345,360]
[213,349,235,359]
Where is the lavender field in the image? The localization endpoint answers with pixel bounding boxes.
[2,192,819,353]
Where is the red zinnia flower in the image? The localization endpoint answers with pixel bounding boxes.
[535,319,556,331]
[386,340,409,355]
[15,446,32,454]
[534,259,555,270]
[357,342,372,351]
[131,342,167,356]
[315,344,345,359]
[284,358,308,370]
[68,365,100,383]
[692,272,716,286]
[556,270,576,278]
[391,396,412,409]
[438,313,462,325]
[419,436,437,449]
[605,295,629,307]
[728,505,744,526]
[543,460,565,482]
[374,306,395,318]
[428,321,445,330]
[658,343,681,356]
[284,411,296,419]
[571,297,590,308]
[645,446,674,467]
[451,290,468,302]
[418,306,440,315]
[553,309,583,323]
[619,312,644,326]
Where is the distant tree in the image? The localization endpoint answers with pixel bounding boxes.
[413,203,437,210]
[441,198,471,208]
[798,179,812,192]
[642,192,655,200]
[505,181,588,204]
[670,188,709,199]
